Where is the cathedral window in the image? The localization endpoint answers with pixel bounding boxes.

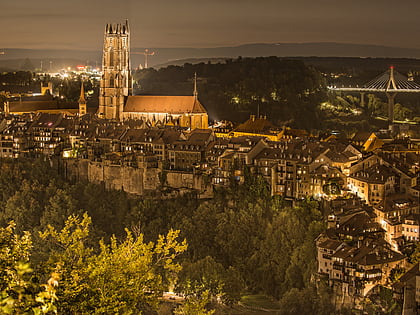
[109,50,114,66]
[122,49,126,65]
[109,76,114,87]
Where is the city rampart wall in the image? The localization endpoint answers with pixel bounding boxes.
[62,159,211,197]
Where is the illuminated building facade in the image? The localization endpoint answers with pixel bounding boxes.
[98,21,208,128]
[98,20,132,120]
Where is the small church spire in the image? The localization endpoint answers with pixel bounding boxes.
[193,72,198,100]
[78,81,87,116]
[79,81,86,103]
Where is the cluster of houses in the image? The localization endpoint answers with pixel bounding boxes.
[312,137,419,310]
[1,111,420,310]
[0,111,418,199]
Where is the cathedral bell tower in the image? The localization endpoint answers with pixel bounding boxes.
[98,20,132,120]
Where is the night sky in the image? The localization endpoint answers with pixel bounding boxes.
[1,0,420,50]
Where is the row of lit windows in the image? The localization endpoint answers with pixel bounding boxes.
[403,227,418,233]
[34,137,52,142]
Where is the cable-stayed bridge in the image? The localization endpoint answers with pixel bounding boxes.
[328,67,420,123]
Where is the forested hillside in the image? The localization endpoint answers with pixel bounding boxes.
[0,159,337,314]
[133,56,420,134]
[133,57,327,131]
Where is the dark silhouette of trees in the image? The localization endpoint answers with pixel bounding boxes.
[133,57,327,130]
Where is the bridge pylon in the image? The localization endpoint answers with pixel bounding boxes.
[328,66,420,125]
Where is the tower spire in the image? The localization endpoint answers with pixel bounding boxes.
[79,81,87,116]
[79,81,86,103]
[193,72,198,100]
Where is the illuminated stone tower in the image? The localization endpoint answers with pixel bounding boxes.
[98,20,132,120]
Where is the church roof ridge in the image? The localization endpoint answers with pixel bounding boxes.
[124,95,207,114]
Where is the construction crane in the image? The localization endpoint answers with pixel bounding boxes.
[132,49,155,69]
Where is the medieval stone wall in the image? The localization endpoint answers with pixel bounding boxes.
[62,159,89,182]
[62,158,212,197]
[166,171,213,198]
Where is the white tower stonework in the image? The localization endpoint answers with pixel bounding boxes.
[98,20,132,120]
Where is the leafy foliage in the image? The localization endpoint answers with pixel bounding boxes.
[39,214,187,314]
[0,222,57,314]
[174,290,215,315]
[0,158,331,313]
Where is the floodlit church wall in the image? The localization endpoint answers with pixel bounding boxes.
[121,112,207,129]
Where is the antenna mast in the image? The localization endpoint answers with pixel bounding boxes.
[132,49,155,69]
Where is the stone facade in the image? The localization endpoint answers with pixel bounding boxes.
[62,158,212,198]
[98,21,131,120]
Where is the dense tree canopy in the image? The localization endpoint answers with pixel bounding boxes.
[133,57,327,130]
[0,158,332,314]
[0,222,57,314]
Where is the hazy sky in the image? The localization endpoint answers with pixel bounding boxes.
[1,0,420,50]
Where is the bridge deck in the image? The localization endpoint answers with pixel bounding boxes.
[328,67,420,93]
[328,87,420,92]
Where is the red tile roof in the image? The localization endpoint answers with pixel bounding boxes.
[124,96,207,114]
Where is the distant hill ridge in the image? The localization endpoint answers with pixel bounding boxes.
[1,42,420,70]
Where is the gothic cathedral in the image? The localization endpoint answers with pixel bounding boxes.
[98,20,132,120]
[98,20,208,128]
